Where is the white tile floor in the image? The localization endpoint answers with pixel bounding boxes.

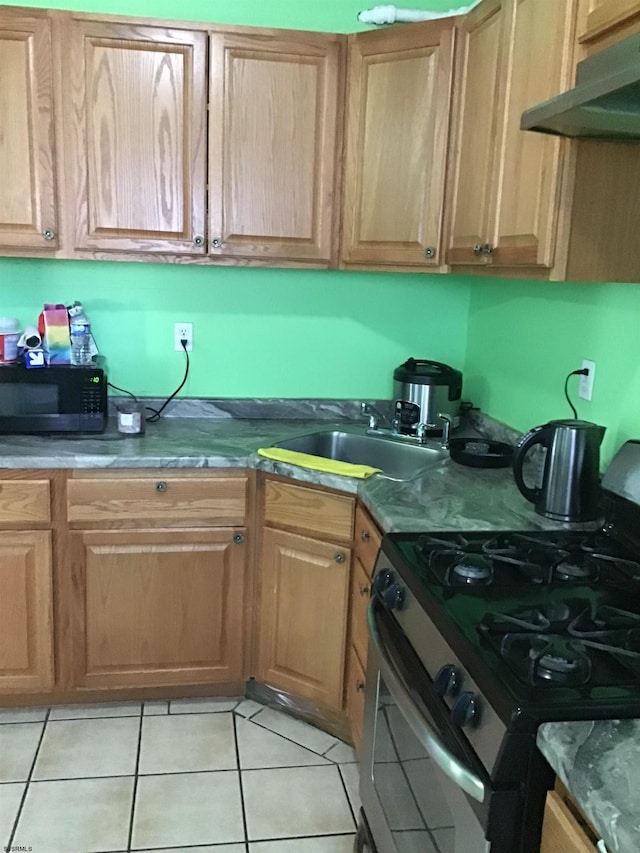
[0,697,359,853]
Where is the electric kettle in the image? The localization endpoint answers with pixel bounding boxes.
[512,419,605,522]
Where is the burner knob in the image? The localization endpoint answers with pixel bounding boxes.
[434,665,460,698]
[381,583,406,611]
[451,691,480,728]
[373,569,394,593]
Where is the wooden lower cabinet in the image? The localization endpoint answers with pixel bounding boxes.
[0,530,54,692]
[257,526,351,711]
[67,527,247,690]
[346,504,382,749]
[540,788,599,853]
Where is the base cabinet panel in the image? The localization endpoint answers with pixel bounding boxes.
[257,527,350,710]
[67,528,246,689]
[0,531,54,691]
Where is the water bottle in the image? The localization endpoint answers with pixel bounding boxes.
[70,316,91,365]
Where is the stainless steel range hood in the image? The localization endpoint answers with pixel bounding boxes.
[521,31,640,140]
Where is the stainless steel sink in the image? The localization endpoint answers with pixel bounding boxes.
[272,430,448,480]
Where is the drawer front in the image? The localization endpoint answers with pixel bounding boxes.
[67,475,247,526]
[354,503,382,570]
[264,479,354,542]
[0,480,50,525]
[351,556,371,669]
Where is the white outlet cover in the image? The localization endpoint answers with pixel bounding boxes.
[579,359,596,401]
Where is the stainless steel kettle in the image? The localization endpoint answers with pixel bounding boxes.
[512,419,605,522]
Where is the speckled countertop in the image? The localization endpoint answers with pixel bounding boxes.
[537,721,640,853]
[1,398,634,848]
[0,399,565,533]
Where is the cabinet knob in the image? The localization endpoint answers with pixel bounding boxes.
[356,679,365,692]
[334,552,345,564]
[233,533,244,544]
[483,243,493,255]
[360,529,370,541]
[42,229,56,241]
[211,238,222,248]
[473,244,482,256]
[358,583,370,596]
[193,235,204,247]
[423,246,435,259]
[155,481,167,492]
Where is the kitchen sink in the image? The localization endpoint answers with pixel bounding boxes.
[272,430,448,480]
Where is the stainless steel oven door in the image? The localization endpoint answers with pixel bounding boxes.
[359,599,491,853]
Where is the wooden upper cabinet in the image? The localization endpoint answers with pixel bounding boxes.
[580,0,640,47]
[65,18,207,254]
[208,31,341,263]
[487,0,578,268]
[340,20,456,268]
[447,0,578,271]
[447,0,506,264]
[0,11,58,251]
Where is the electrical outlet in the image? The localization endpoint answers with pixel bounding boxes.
[579,359,596,401]
[174,322,193,352]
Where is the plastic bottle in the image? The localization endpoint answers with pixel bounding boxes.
[69,312,92,365]
[0,317,21,364]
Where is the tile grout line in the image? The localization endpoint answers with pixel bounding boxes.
[125,704,145,853]
[248,716,340,761]
[337,763,359,828]
[232,713,251,853]
[6,706,51,849]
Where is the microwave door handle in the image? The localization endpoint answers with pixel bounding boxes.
[368,600,486,804]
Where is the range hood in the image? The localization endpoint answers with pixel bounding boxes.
[521,31,640,140]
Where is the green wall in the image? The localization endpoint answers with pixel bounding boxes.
[0,259,470,400]
[0,0,471,400]
[464,278,640,464]
[0,0,458,31]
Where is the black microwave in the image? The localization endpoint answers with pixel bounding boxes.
[0,365,107,433]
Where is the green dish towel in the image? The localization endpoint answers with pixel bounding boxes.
[257,447,381,479]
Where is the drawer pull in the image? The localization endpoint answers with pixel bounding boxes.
[233,533,245,544]
[334,553,345,564]
[155,481,167,492]
[359,583,370,596]
[361,530,370,541]
[356,680,365,692]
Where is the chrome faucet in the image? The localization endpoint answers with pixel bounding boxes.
[438,413,453,450]
[361,402,398,435]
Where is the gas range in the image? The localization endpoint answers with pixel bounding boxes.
[381,526,640,735]
[373,442,640,779]
[358,441,640,853]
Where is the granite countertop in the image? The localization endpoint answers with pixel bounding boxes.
[0,399,631,845]
[0,406,566,534]
[538,721,640,853]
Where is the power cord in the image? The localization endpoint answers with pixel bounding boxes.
[107,339,190,423]
[564,367,589,419]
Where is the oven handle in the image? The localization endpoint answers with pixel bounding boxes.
[368,599,486,803]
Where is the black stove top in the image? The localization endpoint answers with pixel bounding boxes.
[383,526,640,724]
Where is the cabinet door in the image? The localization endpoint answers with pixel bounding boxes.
[540,791,597,853]
[581,0,640,45]
[0,531,54,691]
[0,12,58,251]
[66,19,207,254]
[447,0,509,264]
[208,31,340,263]
[67,528,246,689]
[341,20,455,268]
[258,527,350,710]
[487,0,578,268]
